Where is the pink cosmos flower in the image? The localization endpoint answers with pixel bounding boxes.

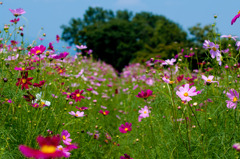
[221,35,238,41]
[76,45,87,49]
[29,45,46,56]
[61,130,72,145]
[99,110,109,116]
[162,58,176,66]
[69,111,84,117]
[233,143,240,151]
[226,89,239,109]
[236,41,240,50]
[138,106,150,122]
[5,54,19,61]
[162,76,174,84]
[231,11,240,25]
[176,84,198,102]
[201,75,219,85]
[56,144,77,158]
[119,122,132,133]
[209,43,221,59]
[19,135,65,158]
[9,8,26,17]
[203,40,214,50]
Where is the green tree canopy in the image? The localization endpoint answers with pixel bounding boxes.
[61,7,190,71]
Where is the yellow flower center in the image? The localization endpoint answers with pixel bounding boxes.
[59,70,63,73]
[40,145,56,154]
[36,50,41,54]
[62,135,66,140]
[41,102,45,106]
[169,81,174,84]
[238,10,240,14]
[184,92,188,97]
[233,97,238,102]
[212,47,217,52]
[22,67,25,71]
[207,79,211,82]
[124,128,128,131]
[103,112,106,115]
[22,79,26,83]
[76,94,80,97]
[75,114,78,117]
[144,111,147,114]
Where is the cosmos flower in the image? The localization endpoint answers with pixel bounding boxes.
[56,144,77,158]
[16,72,33,90]
[69,111,84,117]
[231,11,240,25]
[19,135,65,158]
[53,52,69,60]
[5,54,19,61]
[162,58,176,66]
[176,84,198,102]
[209,43,221,59]
[233,143,240,151]
[61,130,72,145]
[120,154,133,159]
[162,76,174,84]
[201,75,219,85]
[136,89,152,99]
[56,35,60,43]
[138,106,151,122]
[71,89,85,102]
[99,110,110,116]
[9,8,26,17]
[221,35,238,41]
[33,92,51,107]
[226,89,239,109]
[10,18,20,24]
[119,122,132,133]
[76,45,87,49]
[76,106,88,111]
[29,45,46,56]
[33,80,46,88]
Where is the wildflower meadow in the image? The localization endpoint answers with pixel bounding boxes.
[2,5,240,159]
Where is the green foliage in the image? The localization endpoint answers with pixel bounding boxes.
[61,7,189,71]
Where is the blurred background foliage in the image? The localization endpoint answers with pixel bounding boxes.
[61,7,217,72]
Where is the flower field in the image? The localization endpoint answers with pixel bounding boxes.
[2,7,240,159]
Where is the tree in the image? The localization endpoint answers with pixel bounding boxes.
[61,7,189,71]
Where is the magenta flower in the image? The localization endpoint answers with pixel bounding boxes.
[53,52,69,60]
[119,122,132,133]
[233,143,240,151]
[231,11,240,25]
[99,110,110,116]
[16,72,33,90]
[56,35,60,43]
[19,135,65,158]
[61,130,72,145]
[201,75,219,85]
[69,111,84,117]
[226,89,239,109]
[176,84,198,102]
[136,89,153,99]
[48,42,54,51]
[10,18,20,24]
[29,45,46,56]
[120,154,133,159]
[33,80,46,88]
[76,106,88,111]
[9,8,26,17]
[71,89,85,102]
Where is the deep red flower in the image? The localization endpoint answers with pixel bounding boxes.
[177,75,184,82]
[19,135,65,159]
[136,89,153,99]
[33,80,46,88]
[120,154,133,159]
[71,89,85,102]
[10,18,20,24]
[56,35,60,43]
[23,91,35,102]
[16,72,33,90]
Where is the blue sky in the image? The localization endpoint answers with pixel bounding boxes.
[1,0,240,50]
